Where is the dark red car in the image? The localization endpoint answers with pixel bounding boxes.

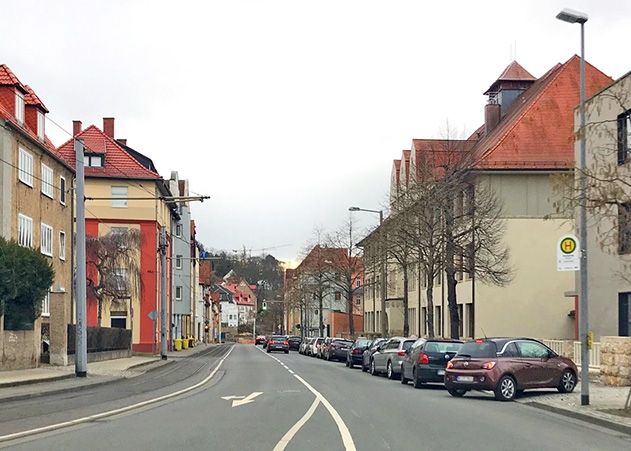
[444,337,578,401]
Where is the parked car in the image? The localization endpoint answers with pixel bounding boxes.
[266,335,289,354]
[370,337,416,379]
[401,338,463,388]
[287,336,302,351]
[325,338,353,361]
[299,338,312,355]
[444,337,578,401]
[255,335,267,345]
[362,338,387,372]
[346,337,372,368]
[309,337,323,357]
[319,337,333,359]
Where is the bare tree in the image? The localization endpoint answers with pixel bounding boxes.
[86,229,142,326]
[327,217,364,337]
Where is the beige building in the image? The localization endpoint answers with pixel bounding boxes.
[362,57,613,341]
[580,70,631,338]
[0,65,74,368]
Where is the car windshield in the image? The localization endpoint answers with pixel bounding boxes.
[402,340,415,351]
[424,341,462,353]
[271,337,285,342]
[457,341,498,358]
[355,339,371,347]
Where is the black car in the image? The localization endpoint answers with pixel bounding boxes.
[346,337,372,368]
[266,335,289,353]
[401,338,462,388]
[361,338,387,372]
[325,338,353,361]
[287,336,302,351]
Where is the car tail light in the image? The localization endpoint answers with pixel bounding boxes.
[284,341,289,346]
[353,348,362,354]
[398,351,406,356]
[482,361,496,370]
[475,339,484,344]
[446,361,454,369]
[418,353,429,364]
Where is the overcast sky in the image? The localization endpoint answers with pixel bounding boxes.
[2,0,629,266]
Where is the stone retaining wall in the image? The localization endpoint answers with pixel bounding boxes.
[600,336,631,386]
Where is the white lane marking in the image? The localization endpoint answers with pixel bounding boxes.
[288,370,295,374]
[0,346,234,443]
[256,346,357,451]
[231,391,263,407]
[272,398,320,451]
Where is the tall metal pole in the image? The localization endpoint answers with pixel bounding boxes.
[74,139,87,377]
[379,210,388,336]
[160,226,168,360]
[578,21,589,406]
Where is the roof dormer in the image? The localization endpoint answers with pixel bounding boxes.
[0,64,28,125]
[24,85,49,141]
[484,61,536,126]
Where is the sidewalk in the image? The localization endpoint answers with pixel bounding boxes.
[0,343,218,403]
[519,382,631,434]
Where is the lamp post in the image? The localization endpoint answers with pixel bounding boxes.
[556,7,589,406]
[349,206,385,335]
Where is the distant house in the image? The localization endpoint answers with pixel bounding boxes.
[211,284,238,328]
[224,280,257,325]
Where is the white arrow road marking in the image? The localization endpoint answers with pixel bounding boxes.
[222,391,263,407]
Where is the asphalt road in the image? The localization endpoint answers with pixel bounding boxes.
[2,344,630,450]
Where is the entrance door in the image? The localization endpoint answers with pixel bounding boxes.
[620,293,631,336]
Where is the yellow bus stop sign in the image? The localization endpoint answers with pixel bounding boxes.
[560,237,577,254]
[557,235,580,271]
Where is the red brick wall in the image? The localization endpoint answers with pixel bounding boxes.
[331,312,363,338]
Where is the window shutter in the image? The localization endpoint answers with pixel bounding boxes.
[618,115,626,165]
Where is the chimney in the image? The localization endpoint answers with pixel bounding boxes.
[103,117,115,138]
[485,101,501,134]
[117,138,127,146]
[73,120,82,136]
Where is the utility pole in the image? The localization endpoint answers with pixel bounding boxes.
[74,138,87,377]
[159,226,168,360]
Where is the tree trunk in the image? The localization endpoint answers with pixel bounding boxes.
[445,214,459,339]
[402,265,409,337]
[426,271,435,337]
[97,297,103,326]
[348,289,355,337]
[319,294,324,337]
[380,258,388,336]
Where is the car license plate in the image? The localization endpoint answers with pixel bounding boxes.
[456,375,473,382]
[437,369,445,376]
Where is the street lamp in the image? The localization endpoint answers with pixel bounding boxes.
[349,206,385,336]
[556,7,589,406]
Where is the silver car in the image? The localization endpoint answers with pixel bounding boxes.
[370,337,416,380]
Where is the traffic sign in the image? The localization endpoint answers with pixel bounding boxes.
[557,234,580,271]
[148,309,158,321]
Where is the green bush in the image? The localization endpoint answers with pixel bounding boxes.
[0,237,54,330]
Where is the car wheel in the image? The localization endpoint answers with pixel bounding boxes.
[327,353,332,361]
[495,375,517,401]
[361,361,367,372]
[447,388,467,397]
[267,349,271,353]
[284,350,289,354]
[558,369,577,393]
[348,360,354,369]
[370,360,377,376]
[400,366,409,385]
[413,368,424,389]
[387,361,397,380]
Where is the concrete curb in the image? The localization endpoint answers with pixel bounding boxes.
[0,373,75,389]
[527,402,631,436]
[0,359,173,405]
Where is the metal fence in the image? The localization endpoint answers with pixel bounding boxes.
[541,339,566,356]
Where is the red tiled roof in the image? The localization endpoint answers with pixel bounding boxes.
[223,283,255,306]
[473,55,613,170]
[23,85,48,113]
[497,61,536,82]
[402,150,411,187]
[56,125,160,179]
[411,139,476,181]
[0,64,26,92]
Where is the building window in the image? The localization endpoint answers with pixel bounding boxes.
[41,289,50,317]
[355,297,361,305]
[355,279,361,288]
[113,268,128,293]
[59,231,66,261]
[15,91,25,124]
[619,202,631,254]
[618,110,631,165]
[458,304,464,338]
[18,214,33,248]
[84,154,104,167]
[59,176,66,205]
[435,306,442,337]
[175,286,182,301]
[37,110,45,141]
[176,255,183,269]
[111,186,128,208]
[466,303,473,337]
[421,307,427,335]
[18,147,33,187]
[334,291,341,301]
[41,163,54,198]
[40,223,53,257]
[176,224,182,237]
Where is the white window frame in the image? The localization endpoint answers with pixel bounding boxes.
[175,224,182,237]
[18,147,33,187]
[41,163,54,198]
[111,186,128,208]
[40,223,53,257]
[175,286,182,301]
[18,213,33,247]
[15,91,25,124]
[59,231,66,261]
[41,289,50,317]
[59,176,66,205]
[175,255,183,270]
[37,110,45,140]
